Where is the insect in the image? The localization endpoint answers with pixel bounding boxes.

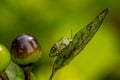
[49,8,109,80]
[49,37,73,57]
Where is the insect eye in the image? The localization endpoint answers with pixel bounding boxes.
[51,44,57,51]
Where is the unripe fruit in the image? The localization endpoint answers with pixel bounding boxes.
[0,44,11,74]
[10,34,42,66]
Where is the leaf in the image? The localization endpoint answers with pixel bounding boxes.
[49,8,109,80]
[16,67,24,80]
[6,62,18,80]
[6,62,36,80]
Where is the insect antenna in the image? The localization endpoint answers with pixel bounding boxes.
[71,28,73,38]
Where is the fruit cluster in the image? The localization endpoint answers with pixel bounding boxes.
[0,34,42,80]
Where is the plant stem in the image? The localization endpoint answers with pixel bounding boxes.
[49,73,53,80]
[49,70,55,80]
[0,72,9,80]
[24,70,31,80]
[21,64,32,80]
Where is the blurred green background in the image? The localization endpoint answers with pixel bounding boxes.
[0,0,120,80]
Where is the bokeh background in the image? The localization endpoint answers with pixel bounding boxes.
[0,0,120,80]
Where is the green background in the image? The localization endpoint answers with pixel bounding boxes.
[0,0,120,80]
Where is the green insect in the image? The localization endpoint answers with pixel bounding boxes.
[49,8,109,80]
[49,37,73,57]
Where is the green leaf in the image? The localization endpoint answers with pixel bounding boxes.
[6,62,36,80]
[16,67,24,80]
[6,62,18,80]
[49,8,109,80]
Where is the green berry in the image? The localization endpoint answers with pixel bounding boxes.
[0,44,11,74]
[10,34,42,66]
